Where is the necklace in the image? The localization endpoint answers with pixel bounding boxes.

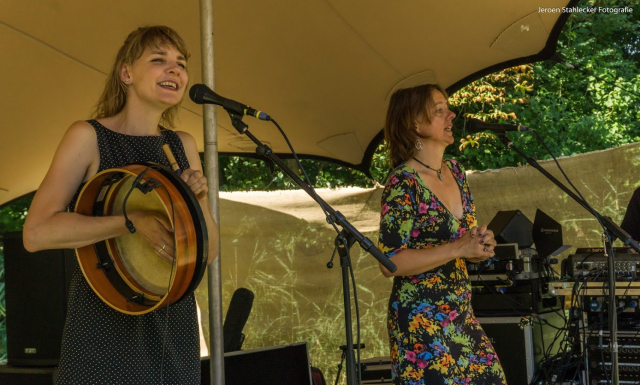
[412,157,444,181]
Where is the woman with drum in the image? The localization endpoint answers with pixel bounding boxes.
[23,26,219,384]
[378,84,507,384]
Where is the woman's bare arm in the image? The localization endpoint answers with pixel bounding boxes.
[23,121,132,251]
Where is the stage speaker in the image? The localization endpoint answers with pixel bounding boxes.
[0,365,55,385]
[478,312,566,385]
[487,210,533,248]
[3,231,76,367]
[201,342,312,385]
[532,209,563,259]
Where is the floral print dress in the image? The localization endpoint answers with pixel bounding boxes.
[379,159,507,385]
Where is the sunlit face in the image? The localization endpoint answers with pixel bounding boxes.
[415,90,456,147]
[122,44,189,108]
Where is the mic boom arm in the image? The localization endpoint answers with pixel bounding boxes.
[224,111,396,273]
[497,134,638,251]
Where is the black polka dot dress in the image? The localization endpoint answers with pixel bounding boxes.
[57,120,200,384]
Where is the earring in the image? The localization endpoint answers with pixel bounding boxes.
[124,79,131,84]
[415,140,423,150]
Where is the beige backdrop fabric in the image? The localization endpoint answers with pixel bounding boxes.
[195,142,640,380]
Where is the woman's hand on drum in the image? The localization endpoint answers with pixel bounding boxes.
[181,168,208,202]
[128,211,175,262]
[454,225,496,263]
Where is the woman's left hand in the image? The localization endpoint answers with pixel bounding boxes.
[181,168,209,201]
[465,224,497,263]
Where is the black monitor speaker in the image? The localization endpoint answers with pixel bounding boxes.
[532,209,563,258]
[3,231,76,367]
[487,210,533,248]
[201,342,312,385]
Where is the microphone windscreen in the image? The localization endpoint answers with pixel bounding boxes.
[189,84,208,104]
[223,288,254,352]
[465,119,483,133]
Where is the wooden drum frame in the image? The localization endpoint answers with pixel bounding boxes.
[75,162,208,315]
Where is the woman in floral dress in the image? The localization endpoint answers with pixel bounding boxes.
[378,84,508,385]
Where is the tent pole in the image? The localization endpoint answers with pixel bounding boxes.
[199,0,224,384]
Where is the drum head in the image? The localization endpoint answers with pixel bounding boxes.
[110,174,174,296]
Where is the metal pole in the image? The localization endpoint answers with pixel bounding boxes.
[199,0,225,384]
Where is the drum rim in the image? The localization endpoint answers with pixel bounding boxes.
[148,162,209,297]
[75,162,208,314]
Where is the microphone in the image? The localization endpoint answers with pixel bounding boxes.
[465,118,532,134]
[549,52,579,70]
[189,84,271,121]
[223,288,254,353]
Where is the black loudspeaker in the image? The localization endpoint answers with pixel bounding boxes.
[487,210,533,248]
[532,209,563,258]
[3,231,76,367]
[201,342,312,385]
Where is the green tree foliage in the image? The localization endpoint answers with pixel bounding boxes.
[449,65,533,169]
[217,149,390,191]
[0,195,32,234]
[450,0,640,170]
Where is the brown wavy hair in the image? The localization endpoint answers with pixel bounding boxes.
[384,84,447,168]
[93,26,191,128]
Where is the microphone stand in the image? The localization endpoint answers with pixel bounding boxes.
[497,134,640,385]
[225,111,397,385]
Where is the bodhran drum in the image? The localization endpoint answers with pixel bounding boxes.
[75,162,208,315]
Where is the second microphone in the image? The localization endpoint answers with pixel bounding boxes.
[465,118,532,134]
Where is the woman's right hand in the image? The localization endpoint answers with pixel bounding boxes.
[128,211,175,262]
[454,225,496,263]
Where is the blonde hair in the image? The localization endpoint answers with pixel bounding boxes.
[93,26,191,128]
[384,84,447,168]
